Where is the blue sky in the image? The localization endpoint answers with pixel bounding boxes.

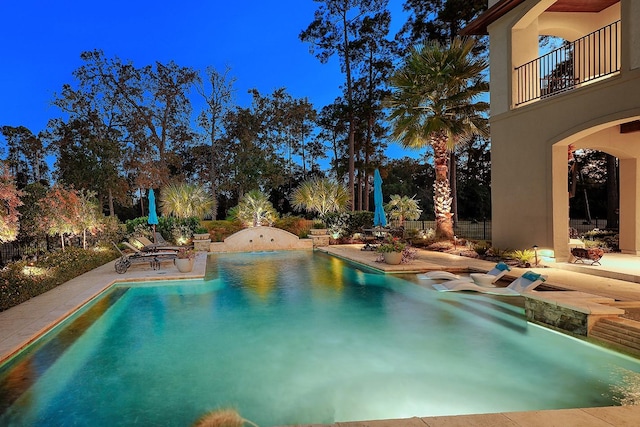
[0,0,414,163]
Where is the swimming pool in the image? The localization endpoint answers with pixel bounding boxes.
[1,250,639,426]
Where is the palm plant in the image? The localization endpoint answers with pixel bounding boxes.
[387,37,488,239]
[160,182,214,219]
[385,194,422,227]
[232,189,278,227]
[290,177,350,219]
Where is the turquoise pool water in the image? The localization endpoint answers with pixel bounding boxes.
[1,251,639,426]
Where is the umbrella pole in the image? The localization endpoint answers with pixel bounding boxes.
[153,225,156,243]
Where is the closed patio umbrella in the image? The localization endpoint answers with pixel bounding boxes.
[373,169,387,227]
[148,189,159,243]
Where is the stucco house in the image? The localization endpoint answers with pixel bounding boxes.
[462,0,640,261]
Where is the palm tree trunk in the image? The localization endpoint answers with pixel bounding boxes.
[432,133,454,239]
[450,151,458,227]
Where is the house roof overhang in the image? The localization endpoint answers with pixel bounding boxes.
[460,0,619,36]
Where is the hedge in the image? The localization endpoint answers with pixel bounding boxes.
[0,247,119,312]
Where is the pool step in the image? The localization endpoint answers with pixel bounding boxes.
[589,318,640,356]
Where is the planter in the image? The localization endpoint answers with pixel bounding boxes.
[175,258,194,273]
[193,233,210,240]
[383,252,403,265]
[309,228,328,236]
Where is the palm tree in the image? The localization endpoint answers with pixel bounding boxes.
[232,190,278,227]
[386,194,422,227]
[160,182,214,219]
[387,37,488,239]
[290,177,351,219]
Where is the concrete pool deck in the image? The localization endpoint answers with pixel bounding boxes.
[1,247,639,426]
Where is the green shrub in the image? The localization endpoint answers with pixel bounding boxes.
[97,216,127,245]
[274,216,311,237]
[489,246,510,259]
[473,240,491,256]
[508,249,534,266]
[324,212,351,238]
[205,220,244,242]
[323,211,374,239]
[348,211,374,234]
[0,247,119,311]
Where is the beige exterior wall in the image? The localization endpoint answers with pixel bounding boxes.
[487,0,640,260]
[623,0,640,70]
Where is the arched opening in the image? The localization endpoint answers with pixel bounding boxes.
[552,119,640,261]
[568,147,620,250]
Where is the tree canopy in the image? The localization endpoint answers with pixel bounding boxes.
[0,2,500,241]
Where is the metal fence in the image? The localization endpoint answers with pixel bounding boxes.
[0,237,72,265]
[569,218,615,235]
[0,242,22,265]
[392,220,492,241]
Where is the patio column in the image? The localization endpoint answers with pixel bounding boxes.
[619,158,640,255]
[552,143,571,261]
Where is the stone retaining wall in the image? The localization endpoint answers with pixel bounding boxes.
[525,298,590,335]
[524,291,624,336]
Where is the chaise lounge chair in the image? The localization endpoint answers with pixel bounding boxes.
[416,270,464,281]
[134,236,182,252]
[432,271,547,296]
[469,262,512,286]
[417,262,511,284]
[112,242,178,274]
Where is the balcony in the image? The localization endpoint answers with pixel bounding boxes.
[515,21,621,106]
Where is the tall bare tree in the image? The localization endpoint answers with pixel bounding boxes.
[0,126,49,186]
[300,0,388,210]
[195,65,236,219]
[68,50,198,190]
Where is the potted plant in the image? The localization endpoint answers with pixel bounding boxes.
[175,247,195,273]
[309,220,328,236]
[376,237,407,265]
[193,227,210,241]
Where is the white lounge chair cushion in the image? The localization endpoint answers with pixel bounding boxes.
[417,271,469,281]
[432,272,547,296]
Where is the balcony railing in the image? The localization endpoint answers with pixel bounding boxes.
[515,20,620,106]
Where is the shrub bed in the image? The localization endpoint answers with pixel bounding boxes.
[202,220,244,242]
[274,216,313,237]
[0,247,119,312]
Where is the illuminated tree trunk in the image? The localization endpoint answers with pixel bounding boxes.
[432,132,454,239]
